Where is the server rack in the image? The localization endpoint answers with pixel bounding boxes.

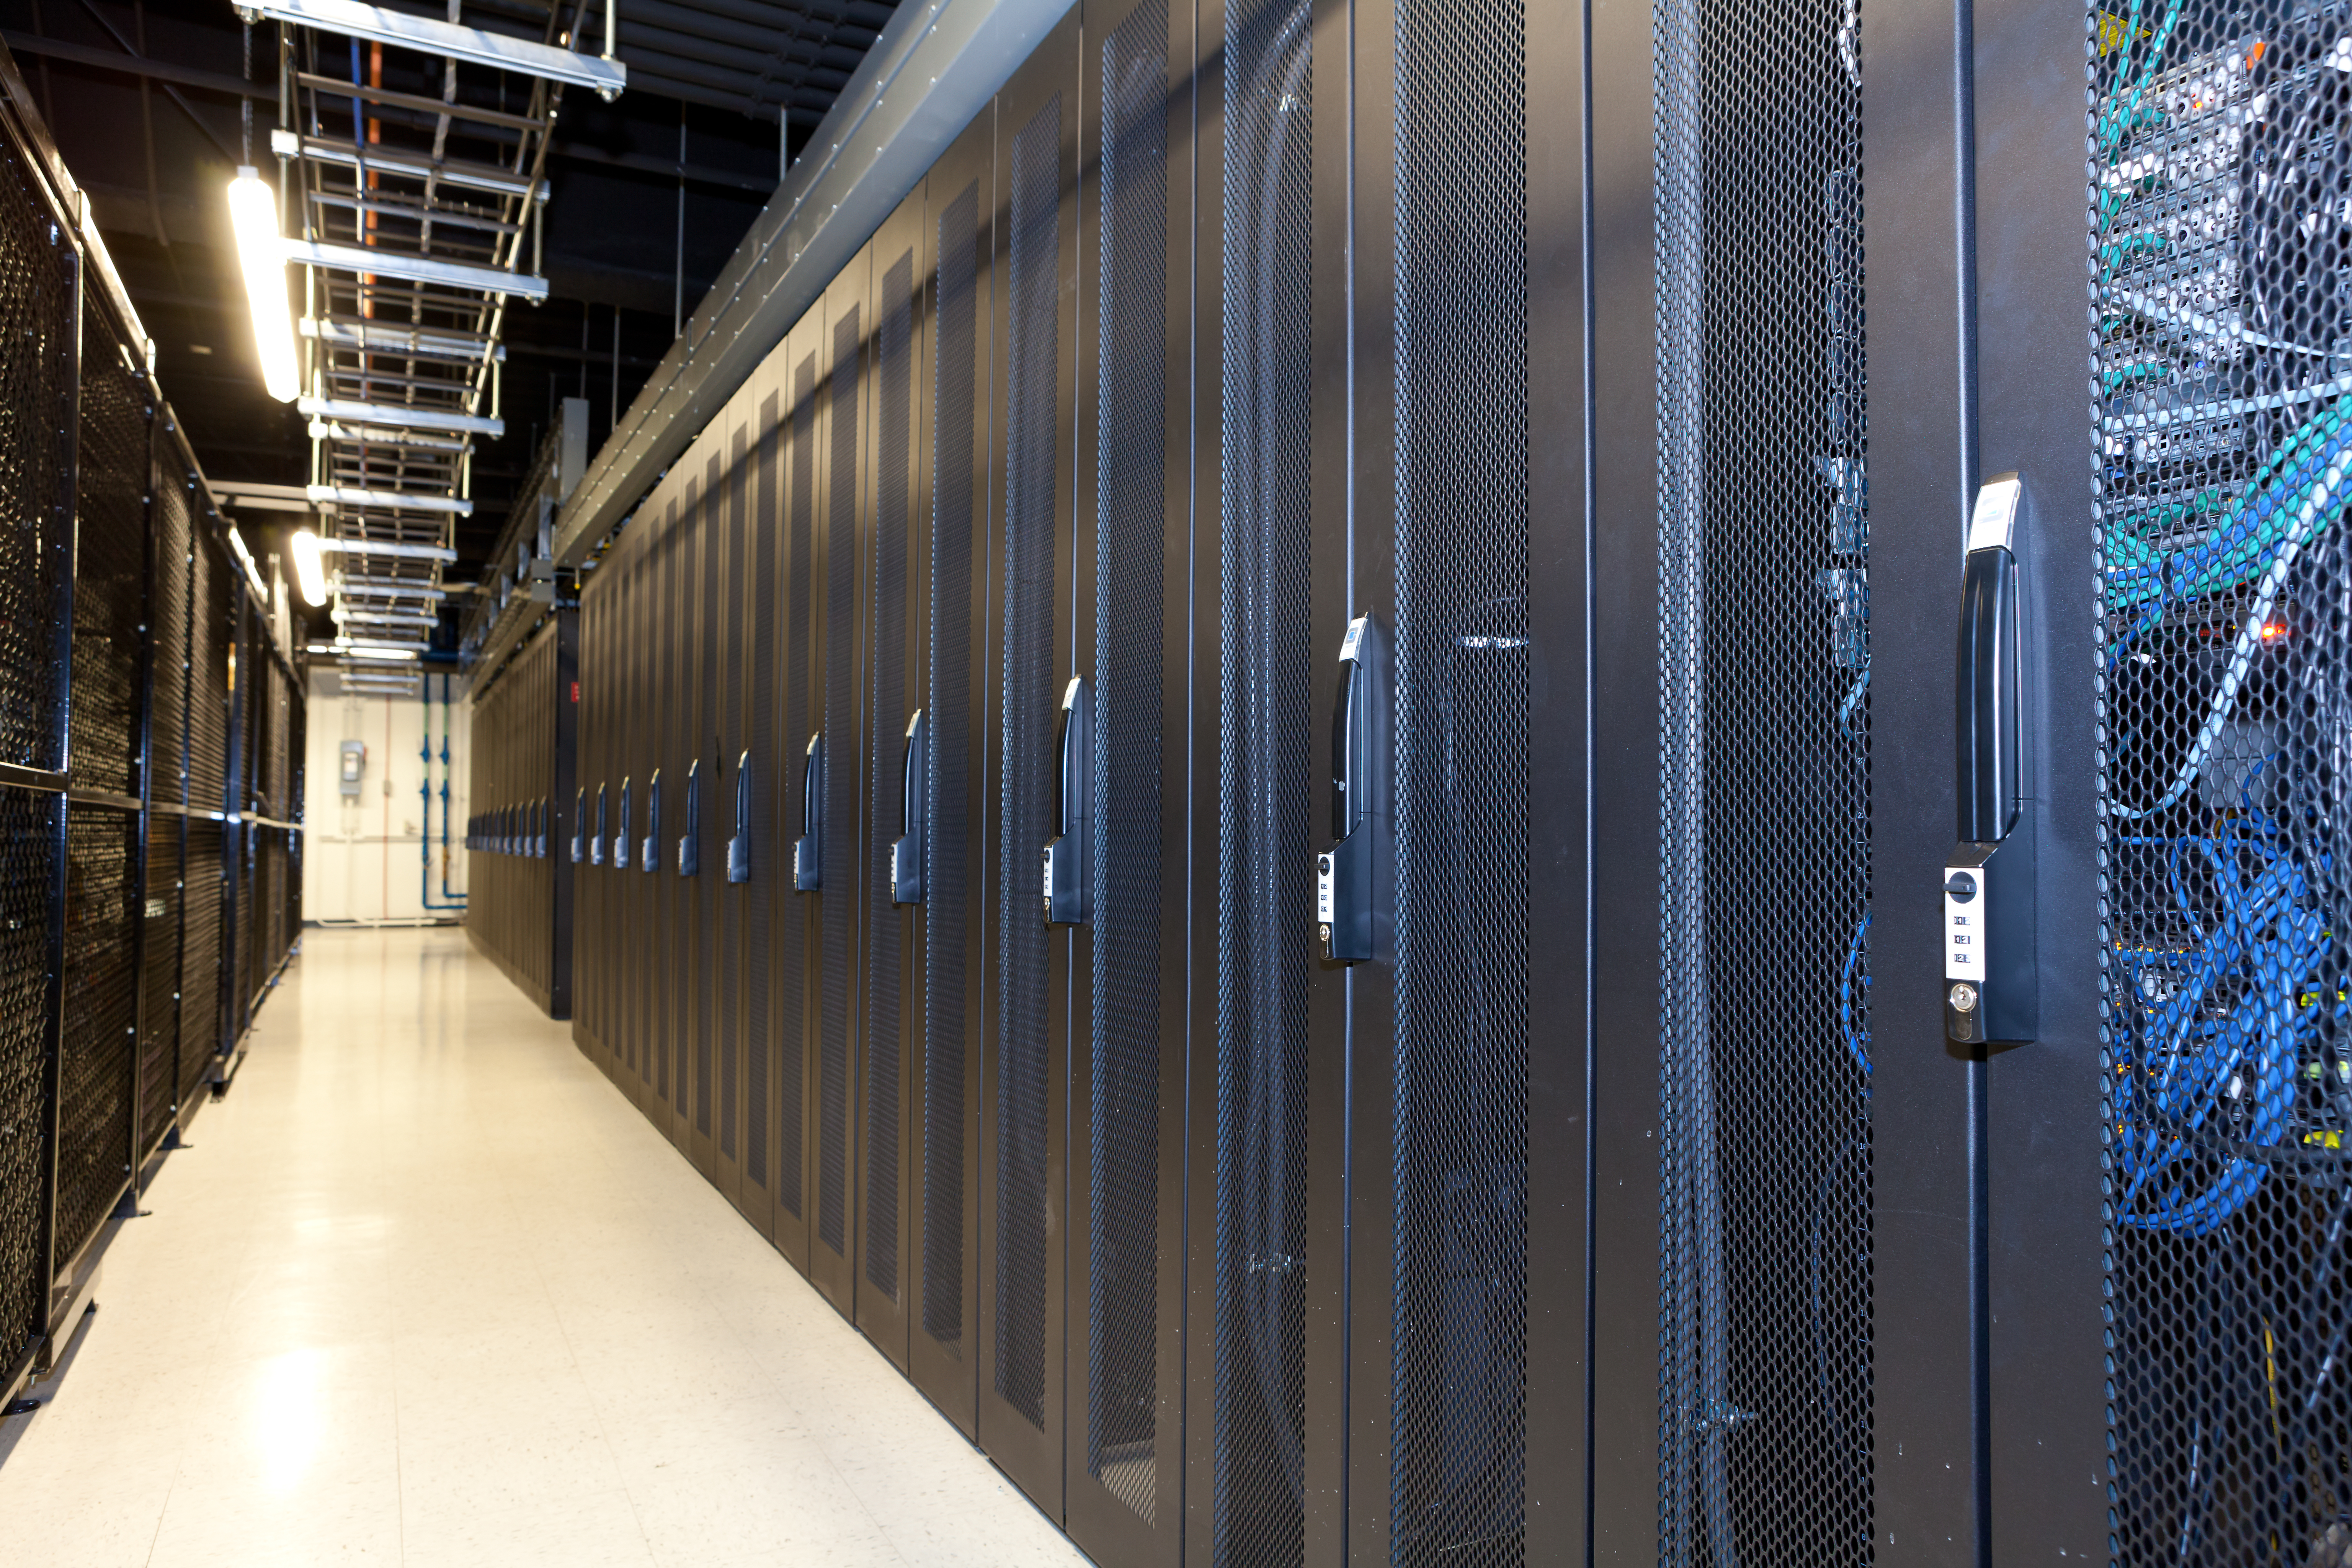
[908,104,994,1441]
[467,612,577,1018]
[737,354,788,1245]
[778,302,826,1276]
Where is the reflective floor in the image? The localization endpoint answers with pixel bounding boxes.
[0,926,1083,1568]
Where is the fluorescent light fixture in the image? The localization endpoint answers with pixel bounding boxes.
[227,168,298,402]
[340,645,420,661]
[290,528,328,606]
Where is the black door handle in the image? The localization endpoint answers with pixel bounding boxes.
[615,778,632,869]
[1945,473,2035,1045]
[591,784,606,866]
[727,750,752,883]
[642,769,661,874]
[1043,680,1088,925]
[794,733,823,891]
[892,710,925,905]
[679,761,701,876]
[1317,614,1391,964]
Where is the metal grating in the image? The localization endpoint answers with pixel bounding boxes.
[140,817,182,1151]
[995,93,1064,1433]
[782,353,819,1224]
[0,789,58,1370]
[2090,11,2352,1565]
[1653,0,1873,1558]
[750,397,780,1192]
[820,306,862,1261]
[70,323,149,800]
[926,179,982,1355]
[0,132,74,776]
[1389,0,1530,1555]
[57,808,136,1269]
[1090,0,1171,1524]
[1215,0,1314,1554]
[868,249,916,1303]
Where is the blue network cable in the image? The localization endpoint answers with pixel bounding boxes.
[1838,911,1870,1076]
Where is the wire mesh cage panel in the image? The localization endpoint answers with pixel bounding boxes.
[1650,0,1874,1560]
[152,474,191,810]
[0,124,75,777]
[57,808,136,1267]
[869,247,917,1307]
[181,819,224,1089]
[1088,0,1172,1527]
[70,315,150,800]
[188,528,230,815]
[1215,0,1315,1553]
[925,176,983,1362]
[2088,8,2352,1563]
[995,91,1065,1437]
[140,815,181,1153]
[0,789,59,1371]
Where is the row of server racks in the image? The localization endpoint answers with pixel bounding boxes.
[0,50,307,1416]
[556,0,2352,1561]
[466,614,577,1016]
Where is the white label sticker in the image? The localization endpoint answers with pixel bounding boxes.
[1945,868,1981,981]
[1339,617,1365,663]
[1042,845,1056,899]
[1315,853,1335,924]
[1968,475,2022,554]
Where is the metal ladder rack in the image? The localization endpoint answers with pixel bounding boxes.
[238,0,624,655]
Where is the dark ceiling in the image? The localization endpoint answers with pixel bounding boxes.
[0,0,896,644]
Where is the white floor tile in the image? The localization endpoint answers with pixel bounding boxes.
[0,928,1086,1568]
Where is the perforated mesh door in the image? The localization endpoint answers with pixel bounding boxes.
[71,322,149,799]
[698,473,717,1139]
[0,790,57,1369]
[1653,0,1873,1560]
[996,94,1065,1433]
[869,250,916,1303]
[783,354,819,1224]
[750,399,780,1193]
[0,131,74,776]
[820,309,862,1262]
[152,478,190,812]
[59,808,137,1265]
[2089,13,2352,1565]
[723,436,746,1163]
[1090,0,1171,1524]
[926,180,982,1356]
[1215,0,1314,1553]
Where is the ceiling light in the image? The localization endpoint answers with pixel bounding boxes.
[290,528,328,607]
[227,168,298,403]
[341,645,420,662]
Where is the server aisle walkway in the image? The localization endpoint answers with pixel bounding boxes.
[0,929,1084,1568]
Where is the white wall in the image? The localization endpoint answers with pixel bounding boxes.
[302,668,474,922]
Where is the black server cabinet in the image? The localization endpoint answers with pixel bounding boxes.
[910,103,994,1441]
[665,486,696,1151]
[859,188,928,1370]
[808,245,872,1319]
[579,561,607,1070]
[685,466,719,1175]
[1066,0,1190,1557]
[979,7,1082,1517]
[779,303,829,1279]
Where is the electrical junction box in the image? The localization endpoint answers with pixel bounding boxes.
[340,739,366,799]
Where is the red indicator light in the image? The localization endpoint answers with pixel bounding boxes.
[2261,621,2286,641]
